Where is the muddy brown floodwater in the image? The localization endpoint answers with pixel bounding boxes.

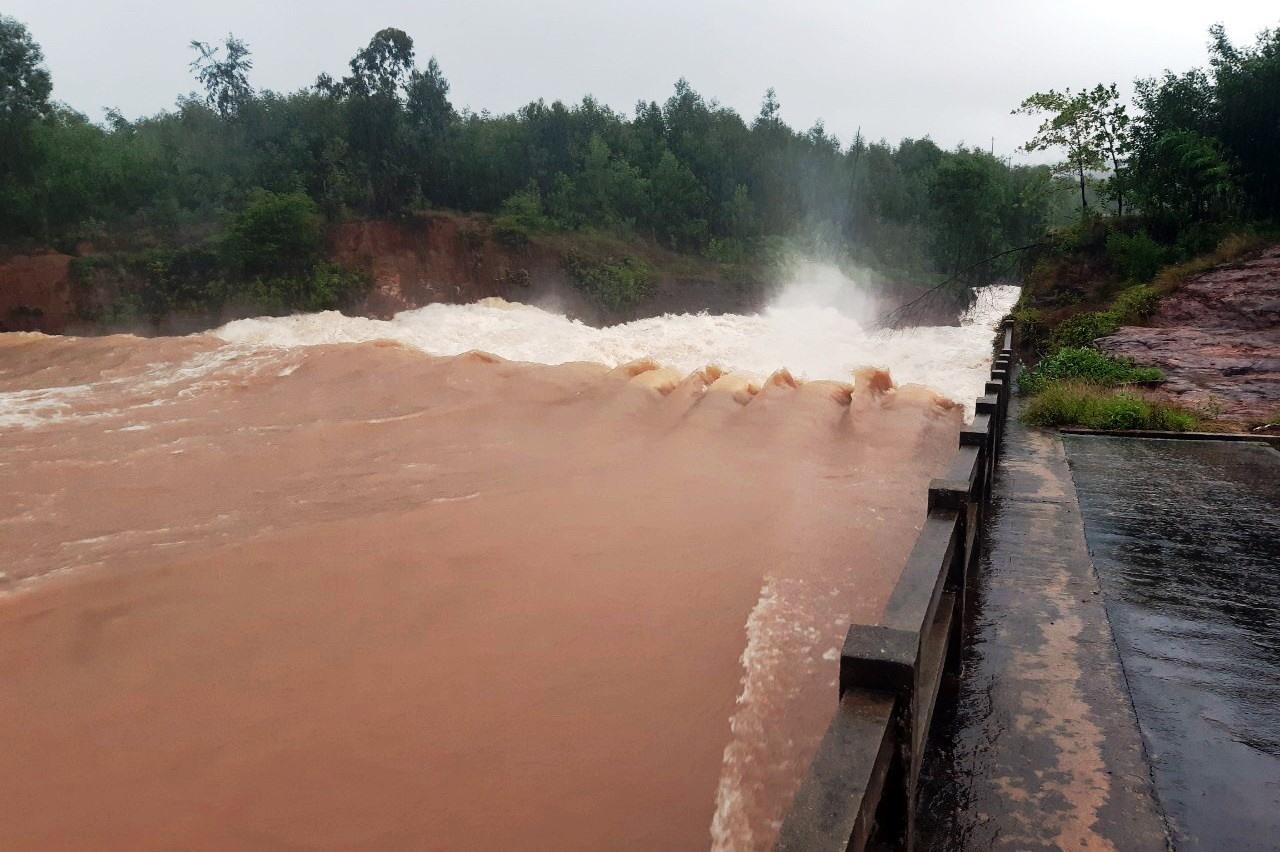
[0,332,962,851]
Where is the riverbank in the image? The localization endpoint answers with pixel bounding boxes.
[0,211,970,337]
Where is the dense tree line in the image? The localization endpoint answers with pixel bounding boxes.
[1010,20,1278,434]
[1015,21,1279,253]
[0,18,1064,289]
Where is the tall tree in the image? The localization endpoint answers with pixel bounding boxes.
[189,35,254,117]
[0,15,51,121]
[929,150,1001,279]
[406,58,455,139]
[1014,88,1104,213]
[406,56,456,195]
[0,16,54,237]
[648,149,707,249]
[339,29,418,214]
[1127,69,1217,220]
[1208,23,1280,218]
[345,28,415,98]
[1086,83,1131,216]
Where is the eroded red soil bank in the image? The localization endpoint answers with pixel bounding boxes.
[1100,245,1280,425]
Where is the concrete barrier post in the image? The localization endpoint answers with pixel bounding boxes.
[931,474,974,682]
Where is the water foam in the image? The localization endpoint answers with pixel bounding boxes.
[0,345,300,431]
[215,282,1019,414]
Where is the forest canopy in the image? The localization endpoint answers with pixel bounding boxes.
[0,19,1068,287]
[4,16,1275,310]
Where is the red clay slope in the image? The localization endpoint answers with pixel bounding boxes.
[1099,244,1280,427]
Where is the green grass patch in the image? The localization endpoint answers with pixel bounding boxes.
[1109,284,1161,324]
[1044,283,1162,350]
[1048,310,1119,349]
[1020,347,1162,396]
[1022,382,1197,431]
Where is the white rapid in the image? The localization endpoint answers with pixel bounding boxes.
[215,279,1019,415]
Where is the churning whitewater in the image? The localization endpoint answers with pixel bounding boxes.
[0,277,1016,852]
[216,280,1019,416]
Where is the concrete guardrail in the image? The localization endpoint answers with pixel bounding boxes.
[774,318,1015,851]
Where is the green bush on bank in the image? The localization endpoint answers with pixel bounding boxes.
[492,184,553,247]
[223,190,324,279]
[1049,311,1120,349]
[1109,284,1161,324]
[1044,283,1161,350]
[1105,230,1167,283]
[68,190,368,322]
[240,262,367,313]
[1022,382,1196,431]
[562,251,654,311]
[1020,347,1162,396]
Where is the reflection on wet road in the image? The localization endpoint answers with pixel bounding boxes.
[1065,436,1280,851]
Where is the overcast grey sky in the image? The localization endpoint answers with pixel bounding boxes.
[8,1,1278,162]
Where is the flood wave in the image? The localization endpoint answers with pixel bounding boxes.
[0,283,1014,850]
[214,284,1019,415]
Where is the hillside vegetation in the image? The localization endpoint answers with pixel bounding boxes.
[1005,21,1280,430]
[0,17,1070,323]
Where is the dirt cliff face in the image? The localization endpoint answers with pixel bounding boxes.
[1,214,949,335]
[1099,245,1280,425]
[0,252,74,333]
[331,215,601,320]
[330,215,765,325]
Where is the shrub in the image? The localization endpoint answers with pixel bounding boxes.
[1054,215,1110,253]
[1010,303,1047,352]
[562,251,654,311]
[1022,383,1196,431]
[241,261,368,313]
[1020,347,1162,395]
[223,190,324,279]
[493,185,553,247]
[704,237,752,265]
[1049,311,1120,349]
[1109,284,1161,324]
[1106,230,1167,282]
[1039,281,1164,354]
[1150,231,1267,294]
[132,246,228,319]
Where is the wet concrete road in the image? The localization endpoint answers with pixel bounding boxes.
[916,402,1167,850]
[1064,436,1280,851]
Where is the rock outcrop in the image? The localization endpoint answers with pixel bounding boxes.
[1099,245,1280,425]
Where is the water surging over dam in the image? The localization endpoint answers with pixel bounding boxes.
[0,282,1016,850]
